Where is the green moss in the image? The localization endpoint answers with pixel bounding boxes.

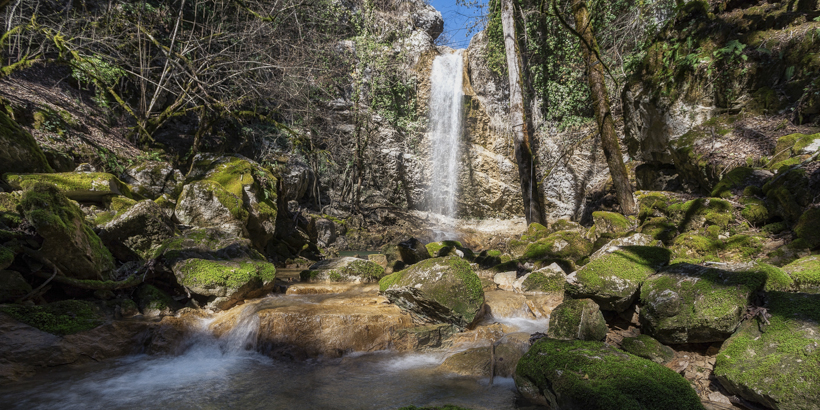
[0,245,14,270]
[189,155,277,221]
[515,339,703,410]
[770,133,820,166]
[783,256,820,292]
[379,270,404,292]
[637,192,677,222]
[710,167,754,198]
[486,250,502,258]
[490,260,520,273]
[714,292,820,407]
[668,198,734,231]
[521,270,565,293]
[0,192,23,227]
[762,222,787,234]
[755,262,794,292]
[620,334,674,364]
[177,258,275,289]
[136,284,175,311]
[425,241,463,257]
[740,198,769,225]
[522,230,592,263]
[5,172,136,200]
[639,216,677,242]
[670,233,722,262]
[0,300,102,335]
[0,110,53,173]
[794,207,820,249]
[574,246,670,291]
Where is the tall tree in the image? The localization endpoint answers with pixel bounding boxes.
[501,0,546,225]
[555,0,636,215]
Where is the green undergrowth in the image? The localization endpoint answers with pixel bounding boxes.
[0,300,103,335]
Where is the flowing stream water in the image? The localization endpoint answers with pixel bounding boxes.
[428,51,464,221]
[0,289,548,410]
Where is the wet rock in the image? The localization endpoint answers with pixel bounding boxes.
[0,270,31,303]
[640,263,767,344]
[99,200,175,260]
[484,291,533,319]
[0,111,52,174]
[547,298,607,341]
[392,323,457,351]
[439,346,492,377]
[300,257,386,283]
[567,246,670,312]
[121,161,184,200]
[715,292,820,410]
[493,332,531,377]
[397,237,431,265]
[379,256,484,329]
[621,334,675,364]
[19,183,115,280]
[515,338,703,409]
[6,172,135,202]
[513,263,565,294]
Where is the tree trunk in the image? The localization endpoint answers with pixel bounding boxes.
[501,0,545,225]
[571,0,636,215]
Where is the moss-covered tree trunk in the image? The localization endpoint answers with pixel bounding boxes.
[571,0,636,215]
[501,0,546,225]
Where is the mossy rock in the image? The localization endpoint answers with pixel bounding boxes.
[639,216,678,242]
[509,223,551,258]
[300,257,386,283]
[0,247,15,271]
[794,207,820,249]
[98,200,175,260]
[379,256,484,329]
[0,270,32,303]
[397,406,473,410]
[547,298,608,341]
[121,161,183,200]
[19,183,115,280]
[5,172,136,202]
[397,237,432,265]
[0,300,103,335]
[637,191,681,222]
[639,263,767,344]
[782,255,820,293]
[762,221,787,234]
[425,240,463,257]
[714,292,820,410]
[567,246,670,312]
[769,132,820,167]
[710,167,755,198]
[517,265,565,294]
[670,232,764,264]
[667,197,734,232]
[514,339,703,409]
[621,334,675,364]
[175,180,249,236]
[740,197,769,226]
[174,258,276,309]
[0,110,52,174]
[762,167,811,223]
[136,284,177,317]
[521,230,592,268]
[0,191,23,228]
[591,211,634,242]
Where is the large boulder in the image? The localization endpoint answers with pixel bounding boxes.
[620,334,675,364]
[547,298,607,341]
[379,256,484,329]
[508,222,552,258]
[5,172,135,202]
[19,183,115,280]
[567,246,670,312]
[513,263,565,294]
[639,263,766,344]
[521,230,592,270]
[397,237,431,265]
[514,338,703,409]
[98,200,175,260]
[590,211,634,244]
[781,255,820,293]
[175,180,249,238]
[154,228,276,309]
[300,257,386,283]
[184,154,278,251]
[411,2,443,40]
[0,270,31,303]
[121,161,183,200]
[714,292,820,410]
[0,110,52,174]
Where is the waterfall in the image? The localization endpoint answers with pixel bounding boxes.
[428,50,464,218]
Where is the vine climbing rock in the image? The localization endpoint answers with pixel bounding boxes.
[0,110,53,175]
[379,256,484,330]
[514,339,704,409]
[714,292,820,410]
[546,298,607,341]
[19,183,115,280]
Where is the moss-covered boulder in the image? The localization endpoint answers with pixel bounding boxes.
[136,284,178,317]
[714,292,820,410]
[5,172,135,202]
[0,300,103,335]
[669,197,734,232]
[19,183,115,280]
[794,207,820,249]
[521,230,592,269]
[621,334,675,364]
[513,263,565,294]
[669,232,764,264]
[0,191,23,229]
[175,180,249,237]
[300,257,386,283]
[740,197,769,226]
[547,298,608,341]
[154,228,276,309]
[588,233,663,261]
[121,161,184,200]
[0,110,52,174]
[0,270,32,303]
[0,247,15,271]
[567,246,670,312]
[185,154,278,250]
[762,167,813,223]
[397,237,431,265]
[508,222,551,258]
[639,263,767,344]
[590,211,633,243]
[98,200,175,261]
[425,240,474,261]
[379,256,484,329]
[514,338,703,409]
[782,255,820,293]
[769,132,820,168]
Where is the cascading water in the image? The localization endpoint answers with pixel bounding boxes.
[428,50,464,219]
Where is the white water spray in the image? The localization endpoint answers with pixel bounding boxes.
[428,51,464,218]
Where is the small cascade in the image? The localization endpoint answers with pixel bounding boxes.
[428,50,464,220]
